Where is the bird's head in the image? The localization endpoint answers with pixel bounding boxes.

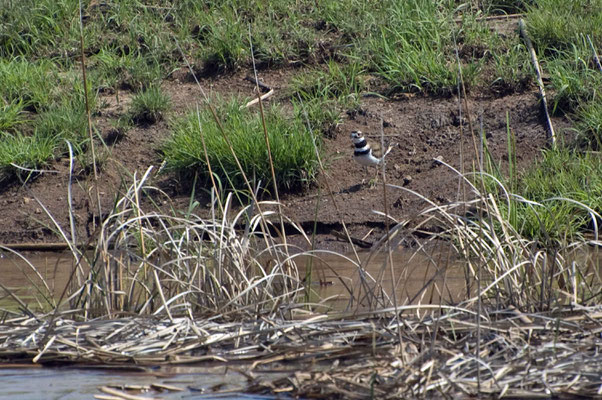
[350,130,363,140]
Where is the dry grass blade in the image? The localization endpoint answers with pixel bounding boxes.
[99,386,153,400]
[58,167,303,319]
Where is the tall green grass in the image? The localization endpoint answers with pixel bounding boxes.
[0,58,55,111]
[480,131,602,242]
[162,98,321,193]
[289,60,364,134]
[518,149,602,237]
[497,0,602,228]
[87,0,320,73]
[367,2,459,94]
[545,42,602,114]
[577,101,602,147]
[0,99,26,132]
[0,0,79,59]
[1,0,549,98]
[0,58,92,177]
[90,49,164,92]
[290,60,365,104]
[527,0,602,55]
[524,0,602,146]
[0,132,56,181]
[479,0,531,14]
[319,0,529,94]
[36,101,88,144]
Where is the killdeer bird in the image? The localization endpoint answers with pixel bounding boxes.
[350,130,392,185]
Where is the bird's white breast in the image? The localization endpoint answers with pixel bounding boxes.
[353,152,381,166]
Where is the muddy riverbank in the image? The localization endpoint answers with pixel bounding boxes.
[0,68,570,251]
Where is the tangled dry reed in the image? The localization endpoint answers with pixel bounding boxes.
[2,166,602,399]
[2,306,602,398]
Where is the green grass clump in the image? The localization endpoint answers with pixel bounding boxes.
[0,98,88,180]
[0,132,56,181]
[520,149,602,238]
[289,60,363,134]
[163,98,320,193]
[320,0,521,95]
[194,6,246,71]
[128,86,170,125]
[0,58,54,111]
[0,99,26,132]
[187,2,319,70]
[524,2,602,152]
[527,0,602,54]
[490,42,532,92]
[365,1,459,94]
[479,115,602,241]
[291,60,364,104]
[479,0,532,14]
[545,43,602,114]
[0,0,79,59]
[91,50,164,92]
[576,101,602,148]
[35,101,88,148]
[0,56,93,172]
[291,97,342,137]
[490,148,602,241]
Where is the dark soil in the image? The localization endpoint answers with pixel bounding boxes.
[0,66,571,252]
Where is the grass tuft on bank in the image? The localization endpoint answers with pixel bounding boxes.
[485,147,602,242]
[0,132,56,181]
[527,0,602,55]
[127,86,171,125]
[162,98,321,193]
[0,58,93,179]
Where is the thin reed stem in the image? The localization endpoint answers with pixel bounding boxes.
[248,25,291,272]
[78,0,102,228]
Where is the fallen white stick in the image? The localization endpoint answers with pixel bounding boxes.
[587,35,602,72]
[519,19,556,148]
[242,89,275,109]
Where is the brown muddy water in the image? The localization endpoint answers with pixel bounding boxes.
[0,252,78,312]
[0,247,467,313]
[298,247,467,311]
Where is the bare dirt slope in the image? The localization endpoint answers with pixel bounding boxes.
[0,67,570,250]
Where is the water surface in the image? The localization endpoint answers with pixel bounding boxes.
[0,365,284,400]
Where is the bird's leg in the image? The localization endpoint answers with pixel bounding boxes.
[368,165,379,188]
[360,166,368,185]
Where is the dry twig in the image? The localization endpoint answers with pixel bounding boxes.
[519,19,556,147]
